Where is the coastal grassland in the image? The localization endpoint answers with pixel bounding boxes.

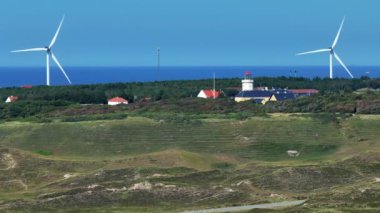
[0,114,379,212]
[0,115,345,161]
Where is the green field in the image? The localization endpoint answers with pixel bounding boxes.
[0,114,379,212]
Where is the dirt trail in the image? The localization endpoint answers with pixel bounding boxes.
[182,200,306,213]
[0,179,28,191]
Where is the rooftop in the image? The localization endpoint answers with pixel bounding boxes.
[108,97,128,102]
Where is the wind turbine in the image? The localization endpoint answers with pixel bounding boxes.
[12,16,72,86]
[296,17,354,79]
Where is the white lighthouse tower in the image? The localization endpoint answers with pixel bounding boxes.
[242,70,254,91]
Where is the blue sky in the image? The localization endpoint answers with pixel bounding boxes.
[0,0,379,66]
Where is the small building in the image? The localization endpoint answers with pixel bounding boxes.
[235,90,273,103]
[5,96,18,103]
[197,90,220,99]
[235,70,268,103]
[108,97,128,106]
[233,71,318,104]
[288,89,319,97]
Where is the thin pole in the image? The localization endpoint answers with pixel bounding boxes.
[213,72,216,99]
[157,47,160,81]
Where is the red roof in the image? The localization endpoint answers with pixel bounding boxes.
[108,97,128,102]
[202,90,221,98]
[7,96,19,102]
[289,89,319,94]
[21,85,33,89]
[245,70,251,75]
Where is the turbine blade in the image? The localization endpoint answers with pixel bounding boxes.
[51,53,72,84]
[296,49,330,56]
[332,17,345,48]
[49,15,65,49]
[334,53,354,78]
[11,48,46,53]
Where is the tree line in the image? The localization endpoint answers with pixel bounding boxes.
[0,76,379,104]
[0,77,379,120]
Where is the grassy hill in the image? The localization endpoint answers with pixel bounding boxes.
[0,114,379,212]
[0,115,346,161]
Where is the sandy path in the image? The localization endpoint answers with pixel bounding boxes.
[182,200,307,213]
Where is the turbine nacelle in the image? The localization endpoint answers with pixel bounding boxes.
[45,47,51,54]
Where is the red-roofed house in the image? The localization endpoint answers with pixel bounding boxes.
[5,96,19,103]
[108,97,129,106]
[197,90,220,99]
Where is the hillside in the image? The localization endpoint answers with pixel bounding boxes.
[0,114,379,212]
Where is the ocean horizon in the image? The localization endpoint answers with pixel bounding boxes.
[0,66,378,87]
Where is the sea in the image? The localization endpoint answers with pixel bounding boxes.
[0,66,378,87]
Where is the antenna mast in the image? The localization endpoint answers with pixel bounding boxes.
[157,47,160,81]
[213,72,216,99]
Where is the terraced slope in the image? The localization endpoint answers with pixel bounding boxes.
[0,114,378,212]
[0,116,345,161]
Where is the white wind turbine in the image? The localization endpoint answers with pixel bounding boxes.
[296,17,354,79]
[12,16,72,86]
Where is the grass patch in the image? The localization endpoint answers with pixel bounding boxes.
[211,162,236,170]
[34,150,53,156]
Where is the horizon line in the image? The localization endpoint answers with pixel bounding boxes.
[0,65,380,68]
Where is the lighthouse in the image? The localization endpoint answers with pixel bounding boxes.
[242,71,254,91]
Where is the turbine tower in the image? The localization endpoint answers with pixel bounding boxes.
[12,16,72,86]
[296,17,354,79]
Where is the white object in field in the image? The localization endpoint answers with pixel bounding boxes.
[287,150,300,157]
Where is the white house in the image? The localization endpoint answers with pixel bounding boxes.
[5,96,18,103]
[197,90,220,99]
[108,97,128,106]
